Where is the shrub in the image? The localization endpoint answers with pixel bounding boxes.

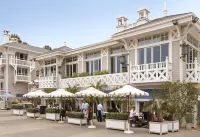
[45,108,60,113]
[27,108,39,113]
[72,73,79,78]
[101,70,109,75]
[12,102,18,104]
[94,70,109,75]
[66,111,84,119]
[11,104,23,110]
[106,112,129,120]
[197,116,200,125]
[24,104,33,109]
[79,72,89,77]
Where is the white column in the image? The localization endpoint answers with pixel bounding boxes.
[5,51,9,93]
[135,101,140,114]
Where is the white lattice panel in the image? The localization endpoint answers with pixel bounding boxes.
[186,61,200,83]
[60,73,129,88]
[130,61,172,83]
[39,77,58,88]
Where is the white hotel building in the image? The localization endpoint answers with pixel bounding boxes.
[1,6,200,112]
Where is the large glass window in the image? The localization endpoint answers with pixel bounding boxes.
[187,46,198,63]
[45,66,56,77]
[17,68,28,75]
[137,43,169,64]
[15,52,28,60]
[65,64,78,77]
[138,32,168,46]
[111,55,128,73]
[86,59,101,75]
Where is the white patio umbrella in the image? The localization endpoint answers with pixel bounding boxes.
[75,87,107,129]
[75,87,107,97]
[23,90,47,98]
[46,89,74,98]
[109,85,149,134]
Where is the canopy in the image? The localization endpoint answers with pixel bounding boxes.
[75,87,107,97]
[0,93,15,98]
[46,89,74,98]
[23,90,47,98]
[109,85,149,97]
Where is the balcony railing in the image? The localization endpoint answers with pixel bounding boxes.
[186,58,200,82]
[60,73,129,88]
[9,56,35,68]
[130,57,172,83]
[39,76,58,89]
[16,75,31,82]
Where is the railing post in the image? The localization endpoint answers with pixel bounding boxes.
[194,57,198,82]
[166,57,169,80]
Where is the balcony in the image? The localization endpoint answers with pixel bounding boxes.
[16,75,31,82]
[9,56,35,68]
[60,73,129,88]
[186,58,200,83]
[39,76,58,89]
[130,58,172,83]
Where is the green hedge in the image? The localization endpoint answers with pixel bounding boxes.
[93,70,109,75]
[11,104,23,110]
[26,108,39,113]
[197,115,200,125]
[66,111,84,119]
[106,112,129,120]
[45,108,60,113]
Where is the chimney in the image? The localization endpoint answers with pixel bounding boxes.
[137,8,150,25]
[3,30,10,44]
[116,16,128,32]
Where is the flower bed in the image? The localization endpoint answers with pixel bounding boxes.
[45,108,60,121]
[66,111,86,125]
[26,108,40,118]
[105,113,129,131]
[11,104,24,116]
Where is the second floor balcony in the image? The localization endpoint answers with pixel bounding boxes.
[16,75,31,82]
[9,56,35,68]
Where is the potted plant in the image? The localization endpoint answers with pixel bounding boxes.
[11,104,24,116]
[197,115,200,130]
[26,108,40,118]
[45,108,60,121]
[66,111,86,126]
[145,90,168,135]
[105,112,129,131]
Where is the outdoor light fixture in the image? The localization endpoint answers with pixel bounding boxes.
[33,58,36,61]
[36,70,39,77]
[172,20,178,25]
[41,68,44,74]
[120,54,125,64]
[180,43,189,62]
[192,16,199,23]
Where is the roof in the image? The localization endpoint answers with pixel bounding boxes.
[113,12,193,35]
[46,46,72,54]
[2,42,49,54]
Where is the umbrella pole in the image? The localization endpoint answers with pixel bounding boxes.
[124,94,134,134]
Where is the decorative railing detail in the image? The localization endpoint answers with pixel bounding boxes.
[9,56,35,68]
[60,73,129,88]
[186,58,200,82]
[39,76,58,89]
[130,57,172,83]
[16,75,31,82]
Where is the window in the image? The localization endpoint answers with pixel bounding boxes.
[85,52,101,59]
[17,68,28,75]
[15,52,28,60]
[137,43,169,64]
[111,55,128,73]
[111,46,125,54]
[138,32,169,46]
[86,59,101,75]
[66,56,77,63]
[0,82,3,90]
[65,64,78,77]
[187,46,198,63]
[45,59,56,65]
[45,66,56,77]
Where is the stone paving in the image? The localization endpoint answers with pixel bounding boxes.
[0,110,199,137]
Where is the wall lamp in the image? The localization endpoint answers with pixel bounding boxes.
[180,43,189,62]
[192,16,199,23]
[172,20,178,25]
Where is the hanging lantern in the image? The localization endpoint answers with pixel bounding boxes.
[181,43,189,56]
[36,70,39,77]
[120,55,125,64]
[41,68,44,74]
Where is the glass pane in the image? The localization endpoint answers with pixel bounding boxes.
[161,43,169,62]
[86,62,89,73]
[94,60,99,71]
[138,48,144,64]
[153,46,160,63]
[99,59,101,71]
[73,64,77,74]
[111,57,115,73]
[146,48,151,64]
[117,56,120,73]
[70,65,72,77]
[91,61,93,75]
[66,65,69,77]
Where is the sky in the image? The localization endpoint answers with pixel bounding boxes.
[0,0,200,49]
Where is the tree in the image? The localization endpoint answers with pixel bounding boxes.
[66,84,80,94]
[10,34,22,43]
[22,42,28,45]
[44,45,52,50]
[160,82,198,122]
[90,81,106,91]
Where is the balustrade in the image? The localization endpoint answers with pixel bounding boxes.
[186,58,200,82]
